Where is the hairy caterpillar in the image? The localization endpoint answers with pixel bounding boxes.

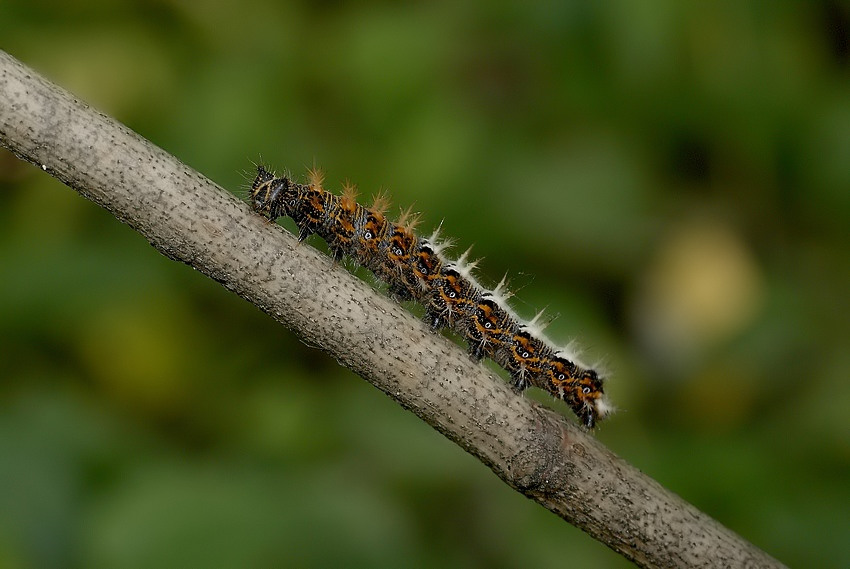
[249,165,612,429]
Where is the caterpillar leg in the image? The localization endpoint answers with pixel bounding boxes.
[467,342,487,362]
[511,372,531,393]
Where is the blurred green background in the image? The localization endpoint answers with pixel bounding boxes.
[2,1,849,568]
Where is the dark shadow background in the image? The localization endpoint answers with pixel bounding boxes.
[1,2,849,568]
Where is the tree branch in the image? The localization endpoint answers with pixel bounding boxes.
[0,50,786,569]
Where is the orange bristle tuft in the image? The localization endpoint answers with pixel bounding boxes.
[397,205,422,232]
[341,180,359,205]
[307,166,325,189]
[371,189,392,215]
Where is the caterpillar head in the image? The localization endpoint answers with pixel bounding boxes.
[249,166,298,221]
[545,357,611,429]
[572,369,612,429]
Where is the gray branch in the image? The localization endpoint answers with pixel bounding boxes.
[0,50,786,569]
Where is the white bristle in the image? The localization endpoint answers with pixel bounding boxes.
[483,276,507,303]
[490,274,514,302]
[453,246,482,280]
[525,308,554,335]
[594,396,615,419]
[454,245,472,267]
[554,342,588,369]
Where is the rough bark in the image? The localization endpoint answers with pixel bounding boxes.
[0,50,786,569]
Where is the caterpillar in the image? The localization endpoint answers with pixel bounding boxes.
[249,165,613,429]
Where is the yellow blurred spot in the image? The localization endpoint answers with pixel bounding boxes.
[633,219,763,369]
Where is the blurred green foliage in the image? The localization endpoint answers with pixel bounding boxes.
[1,1,849,568]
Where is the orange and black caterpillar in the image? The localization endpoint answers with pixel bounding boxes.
[249,165,613,429]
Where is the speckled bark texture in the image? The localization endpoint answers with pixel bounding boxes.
[0,50,786,569]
